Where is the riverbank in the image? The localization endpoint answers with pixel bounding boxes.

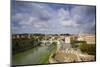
[12,44,57,65]
[49,48,95,63]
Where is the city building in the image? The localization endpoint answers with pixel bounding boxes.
[65,36,71,43]
[77,33,96,44]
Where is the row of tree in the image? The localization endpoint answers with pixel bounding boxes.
[70,37,96,55]
[78,44,96,55]
[12,37,42,54]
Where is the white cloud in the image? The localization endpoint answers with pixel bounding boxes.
[61,20,78,27]
[57,8,70,20]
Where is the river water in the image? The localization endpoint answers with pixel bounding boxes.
[12,46,56,65]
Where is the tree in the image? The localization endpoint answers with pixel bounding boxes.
[78,44,96,55]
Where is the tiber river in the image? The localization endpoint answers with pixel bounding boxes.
[12,45,57,65]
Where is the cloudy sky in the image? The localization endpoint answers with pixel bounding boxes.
[12,1,96,34]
